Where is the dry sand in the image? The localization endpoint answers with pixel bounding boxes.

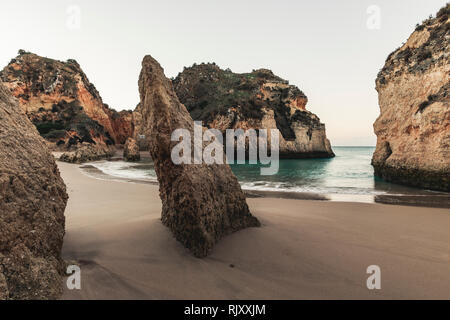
[58,161,450,299]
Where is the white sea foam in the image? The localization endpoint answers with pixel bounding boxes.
[88,160,158,182]
[80,147,439,199]
[85,161,388,196]
[239,181,387,195]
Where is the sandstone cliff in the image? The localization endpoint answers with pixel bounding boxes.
[0,51,133,148]
[172,63,334,158]
[373,4,450,191]
[0,82,68,299]
[139,55,260,257]
[111,109,134,145]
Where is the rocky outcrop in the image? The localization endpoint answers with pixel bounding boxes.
[372,4,450,192]
[0,82,68,299]
[131,103,151,150]
[123,138,140,162]
[0,272,8,299]
[0,51,133,148]
[139,55,260,257]
[111,110,134,145]
[59,143,114,164]
[172,63,334,158]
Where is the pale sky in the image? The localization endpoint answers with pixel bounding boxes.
[0,0,446,145]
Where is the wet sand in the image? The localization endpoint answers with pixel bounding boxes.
[59,161,450,299]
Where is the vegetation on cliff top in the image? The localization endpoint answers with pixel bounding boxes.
[377,3,449,85]
[173,63,322,141]
[0,51,127,147]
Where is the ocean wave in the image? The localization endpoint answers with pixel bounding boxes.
[88,160,158,182]
[239,181,388,196]
[81,153,441,198]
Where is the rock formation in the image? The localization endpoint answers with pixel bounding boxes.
[139,55,260,257]
[0,51,133,149]
[0,82,68,299]
[172,63,334,158]
[111,109,134,146]
[131,103,151,150]
[372,4,450,192]
[59,143,114,164]
[123,138,140,162]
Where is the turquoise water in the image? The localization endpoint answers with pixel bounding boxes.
[87,146,441,198]
[231,147,379,195]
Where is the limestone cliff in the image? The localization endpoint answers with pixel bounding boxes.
[372,4,450,191]
[172,63,334,158]
[0,51,133,148]
[0,82,68,299]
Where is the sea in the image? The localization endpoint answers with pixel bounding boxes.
[81,146,449,206]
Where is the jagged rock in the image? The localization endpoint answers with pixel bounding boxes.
[132,103,151,150]
[123,138,140,162]
[0,82,68,300]
[372,4,450,191]
[0,51,133,148]
[138,55,260,257]
[59,143,114,164]
[172,63,334,158]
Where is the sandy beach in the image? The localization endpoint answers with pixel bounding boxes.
[59,161,450,300]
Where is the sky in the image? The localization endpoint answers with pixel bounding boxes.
[0,0,446,146]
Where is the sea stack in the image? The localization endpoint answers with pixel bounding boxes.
[0,83,68,299]
[372,4,449,191]
[138,55,260,257]
[0,51,133,148]
[173,63,334,158]
[123,137,140,162]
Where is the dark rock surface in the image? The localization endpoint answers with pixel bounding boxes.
[138,55,260,257]
[0,82,68,299]
[59,143,114,164]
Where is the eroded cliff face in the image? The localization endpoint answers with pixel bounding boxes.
[110,109,134,145]
[0,51,133,148]
[139,55,259,257]
[172,63,334,158]
[373,5,450,191]
[0,82,68,299]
